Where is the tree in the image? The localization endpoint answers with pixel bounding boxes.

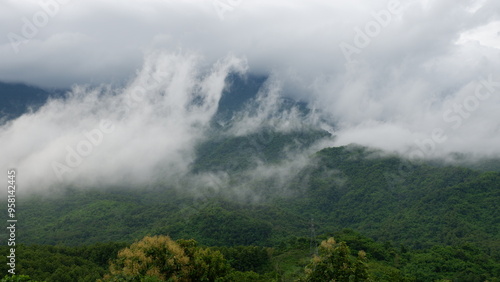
[101,235,230,281]
[0,275,35,282]
[302,237,370,282]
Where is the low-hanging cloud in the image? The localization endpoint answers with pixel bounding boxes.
[1,0,500,193]
[0,52,248,192]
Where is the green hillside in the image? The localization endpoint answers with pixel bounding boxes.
[3,132,498,280]
[14,143,500,251]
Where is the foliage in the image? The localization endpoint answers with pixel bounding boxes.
[2,232,499,281]
[401,244,500,281]
[0,275,36,282]
[102,235,230,281]
[215,245,273,273]
[8,142,500,281]
[17,144,499,253]
[301,237,370,282]
[0,243,125,281]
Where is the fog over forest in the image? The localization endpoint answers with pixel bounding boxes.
[1,0,500,192]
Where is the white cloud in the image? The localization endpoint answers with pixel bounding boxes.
[0,51,247,192]
[1,0,500,193]
[457,20,500,49]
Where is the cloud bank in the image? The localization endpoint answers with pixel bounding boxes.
[0,52,248,192]
[1,0,500,192]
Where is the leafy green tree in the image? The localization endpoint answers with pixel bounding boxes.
[217,246,272,273]
[101,235,230,281]
[0,275,35,281]
[302,237,370,282]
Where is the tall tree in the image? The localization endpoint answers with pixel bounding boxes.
[302,237,370,282]
[101,235,230,281]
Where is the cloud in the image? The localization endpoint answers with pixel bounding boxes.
[227,76,318,136]
[2,0,494,88]
[0,51,247,192]
[457,20,500,49]
[1,0,500,194]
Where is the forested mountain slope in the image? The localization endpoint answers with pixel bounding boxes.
[15,143,499,256]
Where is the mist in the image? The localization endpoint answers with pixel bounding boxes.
[0,52,250,192]
[1,0,500,193]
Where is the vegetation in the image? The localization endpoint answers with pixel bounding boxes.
[301,237,370,281]
[1,131,498,281]
[101,235,230,281]
[1,231,498,281]
[0,243,126,281]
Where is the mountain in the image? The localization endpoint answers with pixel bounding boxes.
[1,76,499,280]
[15,144,500,251]
[0,82,64,122]
[7,141,499,280]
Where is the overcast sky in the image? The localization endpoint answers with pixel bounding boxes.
[1,0,498,88]
[1,0,500,191]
